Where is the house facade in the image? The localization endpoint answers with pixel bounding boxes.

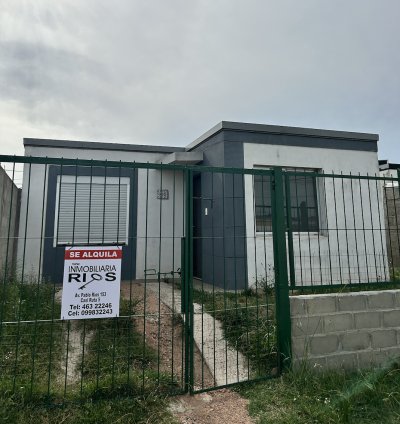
[17,121,385,288]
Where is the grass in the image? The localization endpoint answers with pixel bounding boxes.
[191,284,278,376]
[0,390,176,423]
[392,267,400,283]
[3,277,400,423]
[238,359,400,423]
[77,298,179,397]
[0,280,181,422]
[0,280,63,395]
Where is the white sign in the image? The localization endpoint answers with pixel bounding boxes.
[61,246,122,320]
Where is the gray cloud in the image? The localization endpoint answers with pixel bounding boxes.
[0,0,399,161]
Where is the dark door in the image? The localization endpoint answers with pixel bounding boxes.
[193,174,202,279]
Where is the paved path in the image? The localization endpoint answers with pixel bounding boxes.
[146,281,249,386]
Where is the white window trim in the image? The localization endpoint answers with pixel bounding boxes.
[53,175,130,247]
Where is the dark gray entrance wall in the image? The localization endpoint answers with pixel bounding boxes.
[188,130,247,290]
[193,174,203,279]
[220,139,247,290]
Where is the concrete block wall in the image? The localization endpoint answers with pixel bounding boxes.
[0,165,20,277]
[290,290,400,370]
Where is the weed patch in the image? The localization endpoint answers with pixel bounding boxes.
[0,283,180,403]
[0,282,63,395]
[78,298,178,396]
[239,360,400,423]
[0,390,176,424]
[192,286,278,376]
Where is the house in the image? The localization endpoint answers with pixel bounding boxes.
[16,121,386,288]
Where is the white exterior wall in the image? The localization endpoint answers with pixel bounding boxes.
[17,146,184,281]
[17,159,49,280]
[243,143,388,287]
[135,168,184,279]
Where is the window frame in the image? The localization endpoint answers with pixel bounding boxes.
[253,166,322,234]
[53,175,130,247]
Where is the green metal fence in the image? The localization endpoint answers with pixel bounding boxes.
[281,169,400,292]
[0,155,399,403]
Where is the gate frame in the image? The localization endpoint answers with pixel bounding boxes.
[184,166,291,393]
[271,168,292,371]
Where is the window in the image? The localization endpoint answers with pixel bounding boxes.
[254,168,320,232]
[54,176,129,246]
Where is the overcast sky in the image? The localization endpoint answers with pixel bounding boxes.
[0,0,399,161]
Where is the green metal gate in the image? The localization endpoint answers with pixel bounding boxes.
[182,166,288,394]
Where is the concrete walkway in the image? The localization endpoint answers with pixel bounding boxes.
[146,281,249,386]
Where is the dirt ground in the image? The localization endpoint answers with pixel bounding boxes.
[121,282,214,388]
[121,282,254,424]
[169,389,254,424]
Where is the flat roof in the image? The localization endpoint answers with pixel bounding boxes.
[379,160,400,170]
[186,121,379,151]
[24,121,380,155]
[24,138,185,154]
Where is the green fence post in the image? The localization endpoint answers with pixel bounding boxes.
[397,168,400,280]
[272,168,292,370]
[184,168,194,393]
[284,173,296,288]
[188,170,194,394]
[181,237,186,314]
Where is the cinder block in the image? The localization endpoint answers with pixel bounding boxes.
[383,310,400,328]
[324,313,353,333]
[337,294,367,312]
[308,356,327,371]
[291,337,309,358]
[357,350,375,369]
[372,347,400,365]
[310,334,339,355]
[290,297,306,316]
[292,356,327,371]
[341,331,370,351]
[306,297,337,315]
[394,292,400,308]
[367,292,394,309]
[371,329,397,348]
[325,352,357,370]
[373,350,387,365]
[292,316,323,337]
[378,346,400,361]
[354,311,380,329]
[291,358,303,370]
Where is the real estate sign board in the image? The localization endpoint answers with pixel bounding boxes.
[61,246,122,320]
